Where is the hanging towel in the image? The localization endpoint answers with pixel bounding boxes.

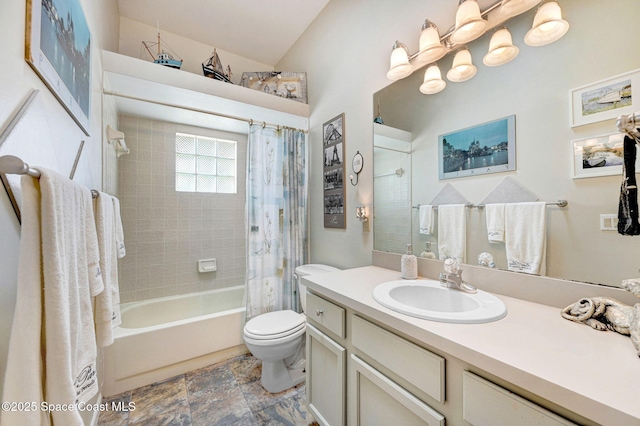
[504,202,547,275]
[419,205,434,234]
[2,176,50,426]
[485,203,505,243]
[618,135,640,235]
[437,204,466,264]
[112,196,126,257]
[40,168,104,426]
[94,192,122,348]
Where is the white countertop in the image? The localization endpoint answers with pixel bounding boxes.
[303,266,640,426]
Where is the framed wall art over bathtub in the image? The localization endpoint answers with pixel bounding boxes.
[26,0,92,135]
[323,113,345,229]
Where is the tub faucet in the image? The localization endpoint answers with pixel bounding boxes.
[439,258,477,294]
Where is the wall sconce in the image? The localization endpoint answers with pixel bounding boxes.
[356,206,368,222]
[106,125,130,158]
[386,0,570,94]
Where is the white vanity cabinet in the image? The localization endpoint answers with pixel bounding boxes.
[306,293,347,426]
[305,288,592,426]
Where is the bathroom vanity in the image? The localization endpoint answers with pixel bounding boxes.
[303,259,640,426]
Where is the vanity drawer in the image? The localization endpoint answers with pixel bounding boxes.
[463,371,577,426]
[307,292,346,339]
[351,315,445,403]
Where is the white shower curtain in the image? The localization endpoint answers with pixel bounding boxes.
[245,124,308,321]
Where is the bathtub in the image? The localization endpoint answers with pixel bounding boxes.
[102,286,247,396]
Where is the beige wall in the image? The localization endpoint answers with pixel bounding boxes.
[117,115,247,302]
[0,0,120,410]
[278,0,640,284]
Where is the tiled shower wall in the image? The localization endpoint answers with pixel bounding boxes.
[117,115,247,303]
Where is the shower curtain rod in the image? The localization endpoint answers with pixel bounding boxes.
[102,90,308,134]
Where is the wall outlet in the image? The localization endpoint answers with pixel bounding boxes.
[600,214,618,231]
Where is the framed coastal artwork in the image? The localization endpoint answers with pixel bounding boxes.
[571,132,636,179]
[438,115,516,180]
[323,113,346,229]
[25,0,92,135]
[240,72,308,104]
[570,68,639,128]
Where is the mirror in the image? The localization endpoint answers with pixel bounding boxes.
[373,0,640,288]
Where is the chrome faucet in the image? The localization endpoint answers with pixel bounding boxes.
[439,258,477,294]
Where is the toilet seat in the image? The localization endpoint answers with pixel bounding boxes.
[244,310,305,340]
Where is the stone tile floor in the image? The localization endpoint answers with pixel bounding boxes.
[98,354,317,426]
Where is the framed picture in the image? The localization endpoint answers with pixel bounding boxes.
[323,113,346,228]
[26,0,91,135]
[438,115,516,180]
[570,68,639,128]
[240,72,307,104]
[571,132,637,179]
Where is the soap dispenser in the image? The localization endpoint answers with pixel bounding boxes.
[420,242,436,259]
[401,244,418,279]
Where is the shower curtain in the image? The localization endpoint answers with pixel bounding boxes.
[245,124,308,321]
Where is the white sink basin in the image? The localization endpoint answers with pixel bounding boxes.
[372,279,507,324]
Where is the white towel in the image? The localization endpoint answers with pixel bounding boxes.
[419,205,434,234]
[437,204,467,264]
[2,176,50,426]
[112,196,126,258]
[504,202,547,275]
[94,192,123,347]
[485,203,505,243]
[40,169,104,425]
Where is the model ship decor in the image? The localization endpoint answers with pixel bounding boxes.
[142,26,183,69]
[202,49,232,83]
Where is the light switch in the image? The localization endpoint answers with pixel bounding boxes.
[600,214,618,231]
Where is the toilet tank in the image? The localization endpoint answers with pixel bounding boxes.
[295,264,340,313]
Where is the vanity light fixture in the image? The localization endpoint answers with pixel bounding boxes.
[420,64,447,94]
[524,0,570,47]
[483,28,519,66]
[356,206,368,222]
[386,41,414,80]
[447,48,477,82]
[415,20,447,68]
[450,0,488,45]
[385,0,570,95]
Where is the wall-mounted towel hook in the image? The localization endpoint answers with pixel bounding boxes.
[350,151,364,186]
[106,125,130,158]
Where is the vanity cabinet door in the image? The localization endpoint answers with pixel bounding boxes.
[349,355,445,426]
[463,372,577,426]
[306,323,346,426]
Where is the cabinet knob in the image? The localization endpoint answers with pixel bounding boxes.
[316,309,324,316]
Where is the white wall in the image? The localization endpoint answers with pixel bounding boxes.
[118,17,273,85]
[0,0,119,404]
[278,0,640,282]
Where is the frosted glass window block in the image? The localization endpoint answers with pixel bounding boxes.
[197,137,217,156]
[176,154,196,173]
[197,175,217,193]
[217,176,236,193]
[197,156,216,174]
[217,140,236,159]
[218,158,235,176]
[176,133,196,154]
[176,173,196,192]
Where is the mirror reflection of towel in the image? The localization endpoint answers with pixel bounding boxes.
[485,203,505,243]
[505,202,546,275]
[437,204,466,264]
[419,205,434,234]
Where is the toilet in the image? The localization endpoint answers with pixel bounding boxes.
[243,263,340,393]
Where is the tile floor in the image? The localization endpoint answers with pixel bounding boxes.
[98,354,317,426]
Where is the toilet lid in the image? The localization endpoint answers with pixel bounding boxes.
[244,310,305,340]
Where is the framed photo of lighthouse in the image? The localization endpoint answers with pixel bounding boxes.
[570,68,640,128]
[25,0,92,135]
[438,115,516,180]
[323,113,346,229]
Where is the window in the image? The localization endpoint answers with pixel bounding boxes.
[175,132,237,193]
